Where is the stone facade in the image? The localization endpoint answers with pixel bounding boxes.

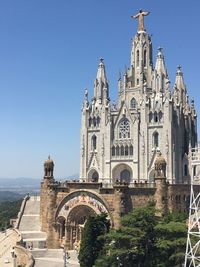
[40,156,196,249]
[80,13,197,185]
[40,13,199,250]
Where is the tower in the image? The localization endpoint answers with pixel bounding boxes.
[185,146,200,266]
[79,10,197,185]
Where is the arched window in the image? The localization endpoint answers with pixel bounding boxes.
[130,145,133,156]
[154,112,158,123]
[97,116,100,126]
[149,112,153,123]
[125,145,129,156]
[136,50,139,67]
[92,135,97,150]
[120,169,131,184]
[89,117,92,127]
[119,119,130,139]
[153,132,159,148]
[144,49,147,67]
[112,146,115,156]
[159,111,162,122]
[93,117,96,127]
[116,146,120,156]
[120,146,125,156]
[136,78,139,85]
[91,171,99,182]
[130,97,137,109]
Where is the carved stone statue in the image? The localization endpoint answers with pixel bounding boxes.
[132,9,150,32]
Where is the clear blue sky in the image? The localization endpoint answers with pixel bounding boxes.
[0,0,199,179]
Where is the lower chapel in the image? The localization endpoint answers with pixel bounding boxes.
[39,11,199,249]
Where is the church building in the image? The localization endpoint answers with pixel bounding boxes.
[80,10,197,185]
[38,11,199,250]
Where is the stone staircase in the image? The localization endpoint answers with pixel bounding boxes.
[18,196,47,249]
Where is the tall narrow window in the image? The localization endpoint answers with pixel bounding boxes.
[184,164,188,176]
[153,132,159,148]
[144,49,147,67]
[130,145,133,155]
[116,146,120,156]
[97,116,100,127]
[125,145,129,156]
[149,112,153,123]
[154,112,158,123]
[130,97,137,109]
[120,146,125,156]
[93,117,96,127]
[89,117,92,127]
[136,50,139,67]
[92,135,97,150]
[112,146,115,156]
[194,165,197,176]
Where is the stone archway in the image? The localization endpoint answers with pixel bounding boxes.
[112,164,132,184]
[88,169,99,182]
[66,205,96,249]
[55,191,112,249]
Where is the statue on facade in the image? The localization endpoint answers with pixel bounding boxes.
[132,9,150,31]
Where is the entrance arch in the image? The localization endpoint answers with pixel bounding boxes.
[55,190,112,249]
[88,169,99,182]
[112,164,132,184]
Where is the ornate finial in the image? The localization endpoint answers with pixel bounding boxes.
[84,88,88,101]
[177,65,182,75]
[131,9,150,32]
[48,155,51,160]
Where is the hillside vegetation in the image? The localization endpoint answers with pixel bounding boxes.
[0,199,22,230]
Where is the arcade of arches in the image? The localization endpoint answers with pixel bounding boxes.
[55,191,110,249]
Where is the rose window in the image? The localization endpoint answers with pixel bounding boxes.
[119,119,130,139]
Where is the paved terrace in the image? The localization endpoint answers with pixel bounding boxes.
[0,229,20,267]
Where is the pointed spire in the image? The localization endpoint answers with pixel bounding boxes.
[96,58,107,83]
[175,65,185,90]
[155,47,167,76]
[93,58,109,103]
[174,65,186,105]
[118,69,121,81]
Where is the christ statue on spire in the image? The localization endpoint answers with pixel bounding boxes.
[131,10,150,32]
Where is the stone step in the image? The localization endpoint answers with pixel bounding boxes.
[19,215,40,231]
[21,231,46,240]
[31,249,63,259]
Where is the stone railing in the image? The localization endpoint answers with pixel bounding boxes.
[15,194,30,229]
[15,245,35,267]
[102,182,156,189]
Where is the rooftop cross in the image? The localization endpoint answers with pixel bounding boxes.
[131,9,150,32]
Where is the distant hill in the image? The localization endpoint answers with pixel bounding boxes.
[0,174,79,188]
[0,191,24,202]
[0,177,41,188]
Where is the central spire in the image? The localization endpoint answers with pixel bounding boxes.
[131,9,150,32]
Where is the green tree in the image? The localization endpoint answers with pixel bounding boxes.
[94,204,187,267]
[94,203,157,267]
[78,213,110,267]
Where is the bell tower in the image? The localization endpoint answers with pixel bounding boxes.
[129,10,153,89]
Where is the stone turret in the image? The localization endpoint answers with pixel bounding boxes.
[154,152,168,215]
[44,156,54,179]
